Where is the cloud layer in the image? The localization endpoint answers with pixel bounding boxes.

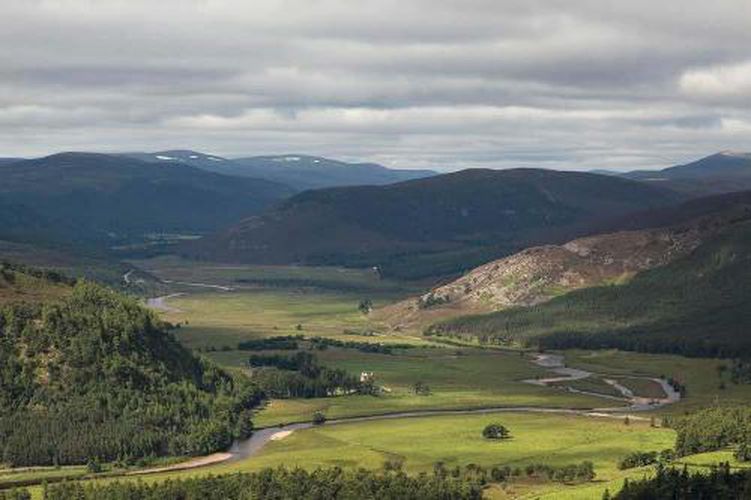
[2,0,750,170]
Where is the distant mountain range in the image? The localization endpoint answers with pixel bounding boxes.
[0,152,293,247]
[617,151,751,196]
[122,150,437,190]
[186,168,679,279]
[2,148,750,279]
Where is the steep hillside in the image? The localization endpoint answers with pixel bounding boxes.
[380,226,705,330]
[382,191,751,328]
[125,151,436,190]
[0,280,261,466]
[429,210,751,357]
[0,152,293,247]
[188,168,679,279]
[624,152,751,196]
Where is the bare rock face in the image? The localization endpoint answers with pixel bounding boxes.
[378,223,710,330]
[420,227,703,310]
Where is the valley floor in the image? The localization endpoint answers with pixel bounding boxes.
[7,258,751,499]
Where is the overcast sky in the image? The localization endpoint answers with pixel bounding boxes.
[2,0,751,171]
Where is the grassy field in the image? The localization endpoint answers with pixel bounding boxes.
[163,289,401,350]
[549,377,624,399]
[135,257,751,425]
[80,412,673,500]
[565,350,751,414]
[133,256,427,350]
[131,256,417,294]
[250,347,606,427]
[610,377,667,400]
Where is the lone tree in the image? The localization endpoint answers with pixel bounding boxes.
[412,381,432,396]
[312,411,327,425]
[358,298,373,315]
[482,423,510,440]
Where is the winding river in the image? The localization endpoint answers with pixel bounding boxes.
[130,338,682,476]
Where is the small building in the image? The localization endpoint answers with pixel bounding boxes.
[360,371,374,383]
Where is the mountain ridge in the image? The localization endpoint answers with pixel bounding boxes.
[0,152,293,248]
[186,167,680,279]
[123,150,437,190]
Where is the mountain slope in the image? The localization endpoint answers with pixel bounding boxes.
[380,225,707,330]
[624,152,751,196]
[383,190,751,329]
[428,208,751,357]
[188,168,680,279]
[0,278,261,466]
[125,151,436,190]
[0,152,293,247]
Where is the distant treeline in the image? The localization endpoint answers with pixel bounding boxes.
[238,336,299,351]
[0,282,262,466]
[435,461,595,485]
[612,463,751,499]
[237,335,417,355]
[43,467,484,500]
[309,336,416,355]
[248,352,365,398]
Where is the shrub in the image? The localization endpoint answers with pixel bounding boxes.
[482,423,510,440]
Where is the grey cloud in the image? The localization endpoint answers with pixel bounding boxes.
[0,0,750,171]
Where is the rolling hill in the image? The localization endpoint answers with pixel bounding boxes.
[623,151,751,196]
[125,151,437,190]
[0,152,293,248]
[428,199,751,357]
[187,168,680,279]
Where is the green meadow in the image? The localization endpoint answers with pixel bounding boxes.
[76,412,674,500]
[251,347,605,427]
[565,350,751,414]
[8,258,742,499]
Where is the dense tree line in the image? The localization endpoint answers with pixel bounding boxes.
[237,336,299,351]
[432,461,595,485]
[0,282,263,466]
[612,463,751,499]
[237,335,417,355]
[428,221,751,358]
[247,352,363,398]
[308,336,416,355]
[43,467,484,499]
[665,406,751,456]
